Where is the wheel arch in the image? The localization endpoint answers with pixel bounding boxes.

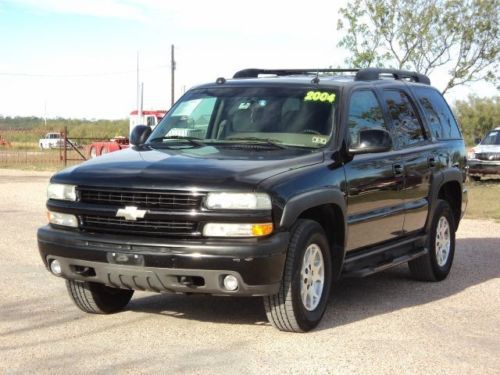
[280,189,347,279]
[427,169,463,232]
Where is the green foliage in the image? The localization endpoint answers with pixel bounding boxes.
[453,95,500,145]
[0,116,128,143]
[337,0,499,93]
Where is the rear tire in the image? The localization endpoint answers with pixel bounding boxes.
[408,199,455,281]
[264,219,332,332]
[66,280,134,314]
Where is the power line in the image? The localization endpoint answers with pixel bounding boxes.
[0,64,170,78]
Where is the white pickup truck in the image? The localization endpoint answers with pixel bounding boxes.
[39,133,64,149]
[39,133,78,150]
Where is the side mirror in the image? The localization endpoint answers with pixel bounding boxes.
[349,129,393,155]
[474,137,482,145]
[130,125,152,146]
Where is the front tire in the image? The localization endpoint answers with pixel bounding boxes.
[264,219,332,332]
[66,280,134,314]
[408,199,456,281]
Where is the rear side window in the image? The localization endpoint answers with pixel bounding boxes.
[413,87,462,140]
[347,90,388,146]
[382,90,426,147]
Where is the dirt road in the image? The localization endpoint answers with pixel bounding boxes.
[1,169,499,374]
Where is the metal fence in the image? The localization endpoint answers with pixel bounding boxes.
[0,127,104,170]
[0,149,83,170]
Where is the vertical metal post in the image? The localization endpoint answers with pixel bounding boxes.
[139,83,143,118]
[136,51,140,116]
[171,44,175,107]
[63,127,67,167]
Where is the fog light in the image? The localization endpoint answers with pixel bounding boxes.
[223,275,239,291]
[50,259,62,275]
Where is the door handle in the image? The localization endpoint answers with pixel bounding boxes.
[428,157,436,168]
[393,164,404,176]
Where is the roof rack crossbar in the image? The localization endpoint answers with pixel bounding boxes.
[233,68,360,79]
[355,68,430,85]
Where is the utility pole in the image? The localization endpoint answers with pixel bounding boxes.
[136,51,140,115]
[139,83,143,118]
[171,44,175,107]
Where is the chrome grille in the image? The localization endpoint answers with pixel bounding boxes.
[476,152,500,161]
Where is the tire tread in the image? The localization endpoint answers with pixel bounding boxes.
[264,219,330,332]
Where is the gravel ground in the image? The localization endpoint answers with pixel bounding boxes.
[0,169,499,374]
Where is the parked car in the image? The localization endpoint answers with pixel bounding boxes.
[39,132,78,150]
[39,132,63,149]
[468,127,500,181]
[38,68,467,332]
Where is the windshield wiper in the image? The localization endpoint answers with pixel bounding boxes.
[223,137,286,149]
[148,135,205,147]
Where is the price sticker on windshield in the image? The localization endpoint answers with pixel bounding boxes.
[304,91,336,103]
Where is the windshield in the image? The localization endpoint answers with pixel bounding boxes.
[148,87,337,149]
[481,130,500,145]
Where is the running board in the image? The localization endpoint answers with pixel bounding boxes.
[343,248,428,278]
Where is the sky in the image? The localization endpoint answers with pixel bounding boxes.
[0,0,497,119]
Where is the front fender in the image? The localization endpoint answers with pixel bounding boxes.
[279,188,346,229]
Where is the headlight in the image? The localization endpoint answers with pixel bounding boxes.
[468,151,476,159]
[47,211,78,228]
[47,183,77,201]
[205,192,271,210]
[203,222,273,237]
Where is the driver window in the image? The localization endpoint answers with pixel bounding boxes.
[348,90,388,146]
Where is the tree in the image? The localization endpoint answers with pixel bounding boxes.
[337,0,499,94]
[453,95,500,144]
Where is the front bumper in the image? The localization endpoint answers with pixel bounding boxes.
[468,159,500,176]
[38,226,289,296]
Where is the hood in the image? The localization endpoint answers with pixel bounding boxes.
[53,145,324,191]
[473,144,500,153]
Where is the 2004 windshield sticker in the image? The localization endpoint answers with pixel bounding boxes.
[304,91,336,103]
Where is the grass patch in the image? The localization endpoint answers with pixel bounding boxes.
[465,178,500,222]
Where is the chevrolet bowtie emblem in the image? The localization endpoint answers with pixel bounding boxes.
[116,206,147,221]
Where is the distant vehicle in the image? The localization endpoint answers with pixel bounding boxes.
[39,132,64,150]
[468,127,500,181]
[39,132,78,150]
[128,110,167,135]
[0,134,11,147]
[88,110,167,158]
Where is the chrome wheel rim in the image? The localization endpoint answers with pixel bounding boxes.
[435,216,451,267]
[300,244,325,311]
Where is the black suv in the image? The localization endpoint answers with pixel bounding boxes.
[38,68,467,332]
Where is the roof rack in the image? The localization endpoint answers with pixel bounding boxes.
[232,67,430,85]
[355,68,430,85]
[233,68,359,79]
